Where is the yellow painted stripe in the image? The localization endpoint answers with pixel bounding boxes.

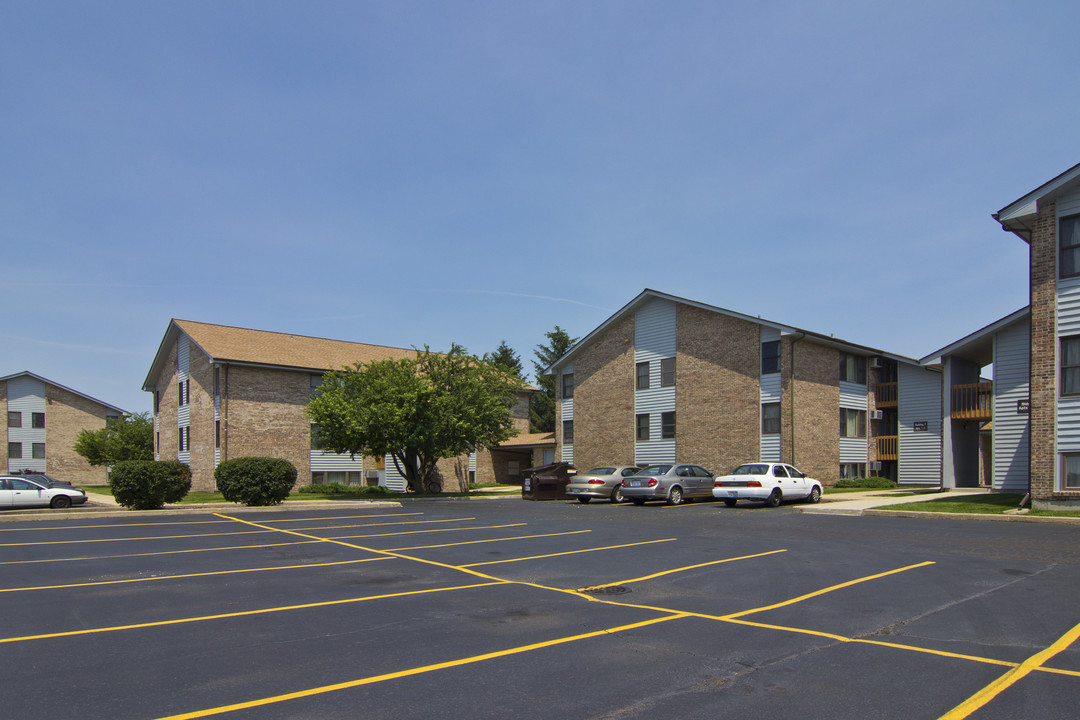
[0,582,506,645]
[387,529,591,551]
[579,549,786,591]
[0,517,479,548]
[725,561,936,619]
[0,513,424,532]
[154,613,689,720]
[938,619,1080,720]
[457,538,676,568]
[0,557,391,593]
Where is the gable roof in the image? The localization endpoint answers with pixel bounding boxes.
[994,161,1080,240]
[544,288,923,374]
[919,307,1030,367]
[0,371,129,414]
[142,320,418,391]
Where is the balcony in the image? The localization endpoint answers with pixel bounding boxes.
[875,382,898,409]
[952,382,993,421]
[876,435,897,461]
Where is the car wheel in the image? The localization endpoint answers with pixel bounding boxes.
[577,496,591,504]
[611,486,624,503]
[765,489,782,508]
[50,495,72,509]
[667,487,684,505]
[807,485,822,504]
[724,498,737,508]
[632,498,646,506]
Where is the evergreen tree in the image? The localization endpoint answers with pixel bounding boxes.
[483,340,523,378]
[530,325,577,433]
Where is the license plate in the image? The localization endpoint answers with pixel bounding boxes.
[728,491,738,497]
[630,480,641,487]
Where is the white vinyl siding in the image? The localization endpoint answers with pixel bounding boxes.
[839,385,868,463]
[635,298,676,465]
[994,319,1031,492]
[1059,191,1080,489]
[560,361,573,465]
[383,455,406,492]
[310,450,366,474]
[898,364,942,485]
[6,375,46,472]
[177,334,190,464]
[760,333,782,461]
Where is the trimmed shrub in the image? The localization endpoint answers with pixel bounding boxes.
[298,483,390,497]
[110,460,192,510]
[834,476,897,489]
[215,457,297,506]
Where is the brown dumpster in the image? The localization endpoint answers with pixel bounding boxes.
[522,462,574,500]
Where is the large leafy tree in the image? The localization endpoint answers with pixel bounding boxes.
[73,412,154,466]
[483,340,523,379]
[531,325,577,433]
[307,345,525,493]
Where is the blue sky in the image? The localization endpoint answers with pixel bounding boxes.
[3,1,1074,413]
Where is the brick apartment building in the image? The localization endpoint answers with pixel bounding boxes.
[2,371,127,485]
[142,320,541,493]
[545,290,943,485]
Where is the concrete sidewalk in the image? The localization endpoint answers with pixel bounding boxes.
[798,487,993,516]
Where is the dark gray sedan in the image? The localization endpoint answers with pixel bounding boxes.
[620,464,716,505]
[565,466,641,503]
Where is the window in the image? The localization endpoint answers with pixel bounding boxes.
[178,426,188,452]
[660,358,675,387]
[840,353,867,384]
[840,408,867,438]
[7,411,21,428]
[310,375,322,397]
[762,341,781,374]
[1061,215,1080,279]
[1063,336,1080,396]
[562,420,574,444]
[32,443,45,459]
[1064,454,1080,489]
[562,373,574,399]
[179,380,188,407]
[32,412,45,429]
[773,465,789,478]
[636,414,650,441]
[310,424,323,450]
[8,442,21,459]
[507,460,520,477]
[762,403,781,434]
[215,420,221,449]
[636,362,650,390]
[214,366,220,397]
[154,391,160,415]
[661,411,675,439]
[840,462,866,479]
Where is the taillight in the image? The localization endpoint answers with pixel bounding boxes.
[621,479,628,487]
[747,480,762,487]
[714,481,722,487]
[588,479,604,485]
[648,478,658,487]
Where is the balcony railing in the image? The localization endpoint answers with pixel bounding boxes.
[876,435,897,461]
[876,382,898,409]
[952,382,993,421]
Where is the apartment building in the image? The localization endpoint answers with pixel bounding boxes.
[142,320,537,493]
[1,371,127,485]
[545,290,943,484]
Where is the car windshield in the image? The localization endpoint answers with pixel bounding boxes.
[638,464,672,475]
[732,464,769,475]
[583,468,615,475]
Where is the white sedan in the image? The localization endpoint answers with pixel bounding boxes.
[0,476,88,509]
[713,463,822,508]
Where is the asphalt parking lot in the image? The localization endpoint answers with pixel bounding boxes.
[3,498,1080,720]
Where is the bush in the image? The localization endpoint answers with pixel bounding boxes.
[109,460,192,510]
[298,483,390,497]
[834,476,897,489]
[214,457,297,506]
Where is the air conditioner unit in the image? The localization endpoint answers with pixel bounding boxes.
[871,461,882,472]
[870,410,884,420]
[870,357,883,368]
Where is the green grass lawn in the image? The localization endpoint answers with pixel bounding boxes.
[876,493,1025,514]
[81,485,509,504]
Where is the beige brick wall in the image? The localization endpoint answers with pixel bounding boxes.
[675,304,760,475]
[154,343,179,466]
[786,339,841,483]
[1030,201,1058,500]
[43,384,112,486]
[566,314,636,470]
[187,346,217,490]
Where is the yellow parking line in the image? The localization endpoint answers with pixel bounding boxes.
[0,513,424,532]
[938,619,1080,720]
[153,613,689,720]
[578,549,787,591]
[0,557,392,593]
[457,538,676,568]
[387,529,591,551]
[0,581,506,645]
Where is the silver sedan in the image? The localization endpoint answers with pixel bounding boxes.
[620,464,716,505]
[565,466,642,503]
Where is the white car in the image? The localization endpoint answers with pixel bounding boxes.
[0,475,88,509]
[712,463,822,508]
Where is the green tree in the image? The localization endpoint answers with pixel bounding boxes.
[483,340,523,378]
[73,412,154,466]
[307,345,525,493]
[530,325,577,433]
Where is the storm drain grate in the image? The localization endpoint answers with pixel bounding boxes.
[582,585,631,596]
